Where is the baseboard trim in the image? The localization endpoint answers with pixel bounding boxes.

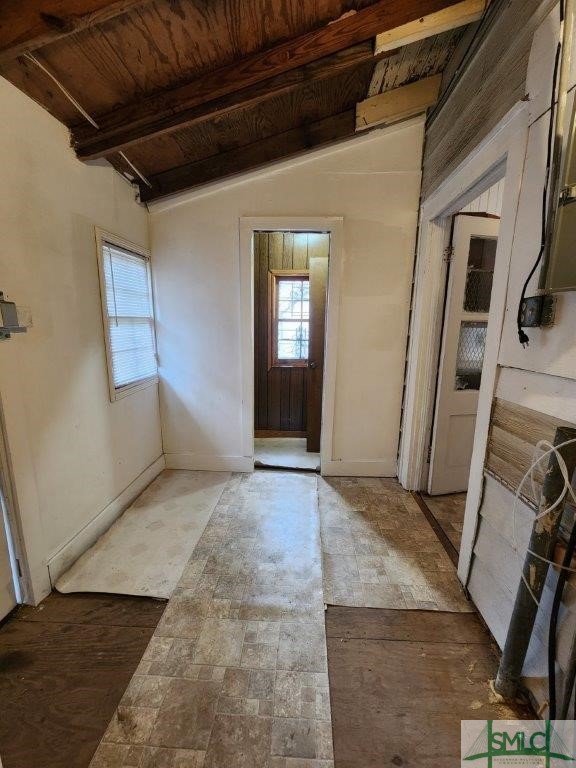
[321,459,397,477]
[47,455,166,584]
[165,453,254,473]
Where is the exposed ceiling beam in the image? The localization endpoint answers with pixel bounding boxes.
[139,109,362,203]
[71,0,464,160]
[0,0,149,63]
[74,42,385,161]
[374,0,486,54]
[356,74,442,131]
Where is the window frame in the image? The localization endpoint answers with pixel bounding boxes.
[95,228,158,402]
[268,269,310,369]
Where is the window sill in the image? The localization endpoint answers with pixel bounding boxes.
[110,375,159,402]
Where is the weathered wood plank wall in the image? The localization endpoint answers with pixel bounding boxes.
[422,0,557,198]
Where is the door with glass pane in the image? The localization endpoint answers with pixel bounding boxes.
[428,214,499,495]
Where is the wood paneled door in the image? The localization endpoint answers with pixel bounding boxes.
[254,231,329,450]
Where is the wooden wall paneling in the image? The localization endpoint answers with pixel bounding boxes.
[292,233,309,269]
[280,367,291,430]
[269,232,284,270]
[484,397,575,508]
[422,0,557,197]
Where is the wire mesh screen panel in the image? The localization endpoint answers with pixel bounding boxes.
[455,321,487,391]
[463,236,497,312]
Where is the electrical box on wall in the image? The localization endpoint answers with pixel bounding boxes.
[0,292,28,340]
[546,97,576,292]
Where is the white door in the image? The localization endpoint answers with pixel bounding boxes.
[428,214,499,495]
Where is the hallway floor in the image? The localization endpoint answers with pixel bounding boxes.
[87,471,490,768]
[0,472,530,768]
[254,438,320,471]
[421,492,466,552]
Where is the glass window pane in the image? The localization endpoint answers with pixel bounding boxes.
[277,320,309,360]
[455,321,487,391]
[276,278,309,323]
[464,237,497,313]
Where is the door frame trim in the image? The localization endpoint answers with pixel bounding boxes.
[0,394,30,606]
[398,102,529,584]
[239,216,344,475]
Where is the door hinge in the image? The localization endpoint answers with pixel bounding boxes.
[443,245,454,264]
[427,444,432,463]
[15,558,22,578]
[560,184,576,206]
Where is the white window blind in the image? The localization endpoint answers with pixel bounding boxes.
[101,241,157,390]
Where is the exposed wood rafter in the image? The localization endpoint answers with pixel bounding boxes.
[355,74,442,131]
[374,0,486,54]
[139,110,359,203]
[71,0,464,160]
[0,0,149,63]
[74,42,384,160]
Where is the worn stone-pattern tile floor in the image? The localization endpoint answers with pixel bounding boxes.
[90,471,333,768]
[421,492,466,552]
[318,477,473,612]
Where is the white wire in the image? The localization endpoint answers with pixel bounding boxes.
[511,437,576,607]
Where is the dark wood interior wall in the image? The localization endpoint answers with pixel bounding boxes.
[254,232,329,432]
[421,0,556,198]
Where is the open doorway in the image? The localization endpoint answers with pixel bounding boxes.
[253,230,329,471]
[419,180,503,556]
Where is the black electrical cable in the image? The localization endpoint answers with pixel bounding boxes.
[516,41,561,348]
[548,512,576,719]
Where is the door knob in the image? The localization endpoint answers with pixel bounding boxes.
[308,361,317,369]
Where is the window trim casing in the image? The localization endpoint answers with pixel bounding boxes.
[268,269,310,369]
[95,227,158,402]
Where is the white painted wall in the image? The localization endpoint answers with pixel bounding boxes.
[150,120,425,476]
[0,77,164,601]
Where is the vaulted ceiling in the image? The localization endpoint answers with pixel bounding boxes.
[0,1,486,202]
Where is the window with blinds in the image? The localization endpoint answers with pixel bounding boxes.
[98,236,157,398]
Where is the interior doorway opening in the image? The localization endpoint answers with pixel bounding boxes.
[418,179,504,558]
[253,230,329,472]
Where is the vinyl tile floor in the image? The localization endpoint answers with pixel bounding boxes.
[421,492,467,552]
[254,438,320,471]
[319,477,472,612]
[90,471,472,767]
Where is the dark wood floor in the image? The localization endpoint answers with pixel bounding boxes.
[0,592,165,768]
[326,606,533,768]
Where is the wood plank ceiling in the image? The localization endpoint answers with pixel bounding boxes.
[0,1,477,202]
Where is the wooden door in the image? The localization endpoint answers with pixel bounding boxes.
[254,232,329,439]
[306,245,329,453]
[428,215,499,495]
